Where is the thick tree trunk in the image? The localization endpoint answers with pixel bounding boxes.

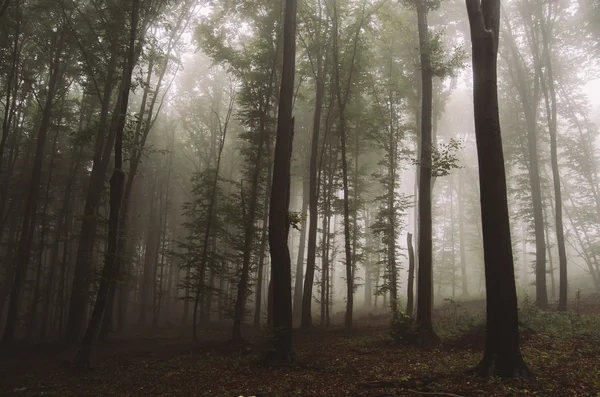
[266,0,297,364]
[465,0,531,377]
[415,0,437,345]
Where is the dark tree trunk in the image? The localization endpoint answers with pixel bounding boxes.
[266,0,296,364]
[415,0,438,345]
[0,3,20,172]
[504,20,547,310]
[406,233,415,317]
[139,181,159,326]
[232,61,277,343]
[193,98,233,338]
[538,17,566,310]
[465,0,531,377]
[73,0,139,367]
[254,160,273,328]
[2,26,65,345]
[292,178,308,324]
[458,175,469,297]
[301,69,325,328]
[331,0,363,334]
[65,40,119,343]
[26,123,61,341]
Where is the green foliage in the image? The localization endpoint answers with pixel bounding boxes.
[435,298,484,341]
[428,31,466,78]
[288,210,305,231]
[519,294,600,340]
[389,311,420,344]
[432,137,463,177]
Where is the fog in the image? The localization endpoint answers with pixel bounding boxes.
[0,0,599,390]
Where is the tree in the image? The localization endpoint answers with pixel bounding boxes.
[73,0,140,367]
[2,8,71,345]
[415,0,437,345]
[503,14,547,310]
[530,0,567,311]
[465,0,531,377]
[330,0,367,334]
[299,0,328,328]
[267,0,297,365]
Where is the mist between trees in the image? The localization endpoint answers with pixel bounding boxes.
[1,0,600,393]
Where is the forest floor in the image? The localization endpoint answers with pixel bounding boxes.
[1,295,600,397]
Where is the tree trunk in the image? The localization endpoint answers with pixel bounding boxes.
[266,0,297,364]
[65,39,120,343]
[1,26,65,345]
[415,0,437,345]
[504,19,547,310]
[465,0,531,377]
[292,178,308,324]
[73,0,139,367]
[331,0,360,335]
[139,180,159,326]
[232,57,277,342]
[254,160,273,328]
[539,18,567,310]
[301,68,325,328]
[457,174,469,296]
[407,233,415,317]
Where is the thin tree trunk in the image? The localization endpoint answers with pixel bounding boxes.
[254,160,273,328]
[539,17,567,310]
[26,120,61,341]
[292,178,308,324]
[505,19,547,309]
[2,26,66,345]
[65,39,120,343]
[73,0,139,367]
[457,174,469,296]
[406,233,415,317]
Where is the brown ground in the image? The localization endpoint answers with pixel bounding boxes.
[1,300,599,397]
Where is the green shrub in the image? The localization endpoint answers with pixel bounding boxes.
[519,294,600,339]
[390,312,420,344]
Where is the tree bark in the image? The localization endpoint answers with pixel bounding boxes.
[415,0,438,345]
[292,178,308,324]
[254,160,273,328]
[457,174,469,297]
[538,12,567,310]
[65,38,120,343]
[73,0,139,367]
[301,67,325,328]
[504,19,547,309]
[266,0,297,364]
[232,54,278,343]
[2,25,66,345]
[465,0,531,377]
[407,233,415,317]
